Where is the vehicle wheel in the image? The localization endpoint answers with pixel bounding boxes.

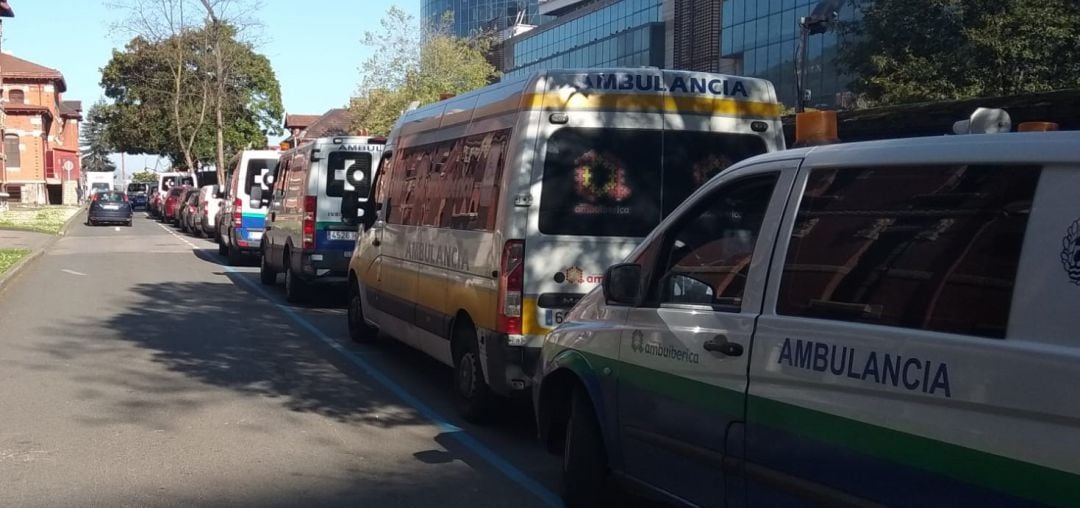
[217,233,228,255]
[226,243,243,266]
[563,387,611,507]
[453,323,496,422]
[88,220,96,227]
[259,248,277,285]
[348,281,378,342]
[284,258,308,303]
[125,220,133,227]
[193,225,203,238]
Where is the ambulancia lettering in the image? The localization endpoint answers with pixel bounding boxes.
[777,338,952,398]
[581,73,749,98]
[405,241,470,271]
[339,144,384,152]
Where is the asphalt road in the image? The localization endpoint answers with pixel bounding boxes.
[0,213,564,507]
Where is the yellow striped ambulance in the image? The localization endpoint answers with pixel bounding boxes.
[342,68,785,420]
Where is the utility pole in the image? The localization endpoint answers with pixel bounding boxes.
[0,1,14,211]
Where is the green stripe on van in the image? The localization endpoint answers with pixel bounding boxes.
[575,350,1080,507]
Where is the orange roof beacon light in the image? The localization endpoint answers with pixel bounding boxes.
[279,141,291,151]
[795,110,839,146]
[1017,121,1059,132]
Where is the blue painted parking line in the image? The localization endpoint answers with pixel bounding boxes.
[224,266,564,508]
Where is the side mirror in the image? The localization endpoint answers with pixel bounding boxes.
[249,186,263,209]
[341,189,359,224]
[603,263,641,305]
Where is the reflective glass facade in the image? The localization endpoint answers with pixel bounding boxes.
[423,0,546,38]
[721,0,856,107]
[503,0,663,79]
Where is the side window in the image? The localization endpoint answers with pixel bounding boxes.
[777,165,1041,339]
[373,152,394,204]
[650,174,779,309]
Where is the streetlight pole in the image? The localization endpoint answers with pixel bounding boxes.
[0,2,14,211]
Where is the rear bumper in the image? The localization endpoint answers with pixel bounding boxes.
[297,249,350,284]
[230,228,264,252]
[477,329,542,396]
[89,210,132,222]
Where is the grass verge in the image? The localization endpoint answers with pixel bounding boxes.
[0,248,30,276]
[0,207,80,234]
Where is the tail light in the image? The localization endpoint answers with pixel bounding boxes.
[302,195,316,250]
[232,198,242,227]
[496,240,525,335]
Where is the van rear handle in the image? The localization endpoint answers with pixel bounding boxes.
[703,335,743,357]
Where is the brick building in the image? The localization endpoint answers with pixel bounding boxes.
[0,53,82,205]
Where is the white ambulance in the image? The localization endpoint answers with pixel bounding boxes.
[343,68,786,420]
[535,127,1080,507]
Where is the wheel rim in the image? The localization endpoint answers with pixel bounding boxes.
[457,352,476,398]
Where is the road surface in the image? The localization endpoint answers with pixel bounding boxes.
[0,214,565,507]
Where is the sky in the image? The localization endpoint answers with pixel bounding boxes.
[3,0,419,177]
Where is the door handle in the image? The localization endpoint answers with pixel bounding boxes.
[703,335,743,357]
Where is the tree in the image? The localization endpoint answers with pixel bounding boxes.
[103,0,282,171]
[80,100,116,173]
[349,8,498,135]
[838,0,1080,106]
[130,170,158,183]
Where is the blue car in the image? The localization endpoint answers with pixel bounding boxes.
[87,191,133,226]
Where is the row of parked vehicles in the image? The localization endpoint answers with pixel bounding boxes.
[149,68,1080,507]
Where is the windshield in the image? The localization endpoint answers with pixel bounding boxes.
[96,191,126,202]
[244,158,279,198]
[326,151,373,198]
[91,183,110,191]
[127,183,147,193]
[539,128,767,237]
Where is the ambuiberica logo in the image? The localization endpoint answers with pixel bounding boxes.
[629,330,700,365]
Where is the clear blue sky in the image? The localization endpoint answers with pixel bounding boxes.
[3,0,419,175]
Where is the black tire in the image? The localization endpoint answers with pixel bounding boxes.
[453,324,496,422]
[259,248,277,285]
[125,220,133,227]
[217,232,228,256]
[226,242,243,266]
[347,281,378,342]
[563,388,610,507]
[284,258,308,304]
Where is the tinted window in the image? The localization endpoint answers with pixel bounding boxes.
[652,174,777,309]
[127,183,147,193]
[539,128,768,237]
[777,165,1041,339]
[540,128,662,237]
[97,192,126,202]
[244,158,279,198]
[326,151,373,198]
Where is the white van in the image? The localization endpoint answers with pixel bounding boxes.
[156,171,196,201]
[344,68,786,420]
[535,130,1080,507]
[217,150,280,265]
[258,136,385,302]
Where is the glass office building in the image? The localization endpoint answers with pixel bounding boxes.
[501,0,664,79]
[423,0,547,38]
[721,0,856,107]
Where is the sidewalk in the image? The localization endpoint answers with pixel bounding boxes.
[0,207,82,291]
[0,229,54,251]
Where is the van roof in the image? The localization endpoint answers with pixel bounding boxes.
[737,131,1080,169]
[390,67,781,141]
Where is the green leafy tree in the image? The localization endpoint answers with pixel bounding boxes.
[100,24,282,171]
[130,170,159,183]
[349,8,499,135]
[839,0,1080,105]
[80,100,116,173]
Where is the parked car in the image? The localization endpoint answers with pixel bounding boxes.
[86,190,132,226]
[127,182,149,210]
[196,185,223,238]
[163,185,190,226]
[145,184,160,216]
[218,150,280,266]
[534,129,1080,508]
[257,137,384,302]
[178,188,201,234]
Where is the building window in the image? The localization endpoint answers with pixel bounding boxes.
[777,165,1041,339]
[4,135,20,168]
[8,89,24,104]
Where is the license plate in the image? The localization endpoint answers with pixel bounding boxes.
[543,309,568,327]
[248,231,263,241]
[328,230,357,241]
[103,204,120,210]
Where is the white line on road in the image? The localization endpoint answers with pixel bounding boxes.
[60,269,87,276]
[156,222,200,250]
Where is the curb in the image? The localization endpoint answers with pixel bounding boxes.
[0,207,83,294]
